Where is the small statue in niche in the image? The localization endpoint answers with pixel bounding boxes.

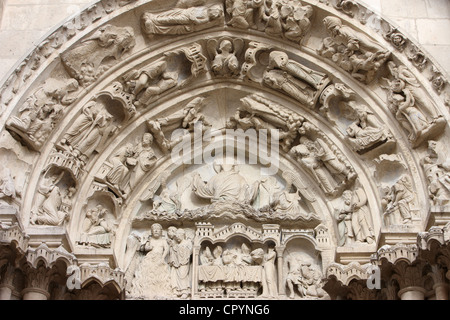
[384,62,446,147]
[31,172,74,226]
[318,16,390,84]
[59,100,115,166]
[421,140,450,208]
[334,188,375,246]
[262,246,278,298]
[344,101,393,153]
[249,247,277,298]
[105,143,136,196]
[382,174,416,225]
[78,204,114,248]
[0,164,17,203]
[207,38,243,77]
[168,228,193,298]
[286,255,327,299]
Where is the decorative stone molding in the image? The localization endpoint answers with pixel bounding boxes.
[79,263,126,291]
[372,243,419,265]
[326,261,372,285]
[0,223,29,255]
[25,243,77,269]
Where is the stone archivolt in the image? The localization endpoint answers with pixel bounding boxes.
[0,0,449,300]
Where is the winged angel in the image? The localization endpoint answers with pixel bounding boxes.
[140,170,192,215]
[260,170,318,220]
[206,38,244,77]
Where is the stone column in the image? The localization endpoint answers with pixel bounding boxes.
[191,245,200,298]
[433,283,449,300]
[0,284,13,300]
[275,246,285,297]
[21,265,51,300]
[398,286,427,300]
[0,264,15,300]
[428,265,449,300]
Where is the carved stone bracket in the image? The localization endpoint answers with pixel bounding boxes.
[0,223,29,255]
[326,261,372,285]
[79,262,126,292]
[371,243,419,266]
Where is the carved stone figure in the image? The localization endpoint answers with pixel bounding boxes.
[319,16,390,84]
[141,4,224,37]
[59,100,115,166]
[226,0,313,44]
[207,38,243,77]
[261,246,277,297]
[128,133,157,191]
[151,173,192,215]
[31,172,71,226]
[0,164,16,202]
[334,188,375,246]
[7,78,79,150]
[421,140,450,208]
[61,24,136,87]
[192,162,259,204]
[128,59,178,108]
[78,205,114,248]
[228,94,304,152]
[344,101,393,154]
[106,143,135,195]
[290,136,355,195]
[261,171,317,220]
[382,174,415,225]
[286,256,326,299]
[148,97,209,153]
[384,62,446,147]
[131,223,171,299]
[169,228,193,298]
[263,51,329,108]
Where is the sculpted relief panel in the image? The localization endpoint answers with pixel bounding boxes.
[0,0,449,301]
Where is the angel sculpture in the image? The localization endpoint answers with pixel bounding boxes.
[207,38,244,77]
[140,170,192,215]
[260,170,317,220]
[384,61,445,146]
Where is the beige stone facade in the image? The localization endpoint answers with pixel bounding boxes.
[0,0,449,301]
